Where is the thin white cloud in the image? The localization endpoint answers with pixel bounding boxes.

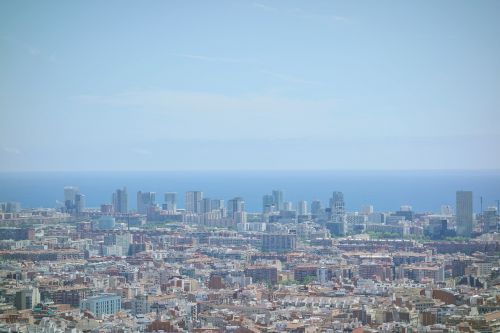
[252,2,278,12]
[132,148,152,156]
[2,146,22,155]
[170,53,254,64]
[260,69,322,85]
[0,34,56,62]
[252,3,352,24]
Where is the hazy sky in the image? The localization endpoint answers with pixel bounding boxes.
[1,1,499,171]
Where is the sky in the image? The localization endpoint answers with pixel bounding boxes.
[1,0,500,171]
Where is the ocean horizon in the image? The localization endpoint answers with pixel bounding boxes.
[1,170,499,213]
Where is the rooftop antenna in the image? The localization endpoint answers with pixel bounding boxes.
[480,196,483,213]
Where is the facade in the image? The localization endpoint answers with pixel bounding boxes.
[311,200,322,216]
[227,197,245,218]
[64,186,79,211]
[75,193,85,214]
[262,233,297,253]
[112,187,128,214]
[137,191,156,214]
[483,206,498,232]
[272,190,284,211]
[244,266,278,285]
[15,288,41,310]
[456,191,473,237]
[330,191,345,222]
[164,192,177,212]
[186,191,203,213]
[80,293,122,316]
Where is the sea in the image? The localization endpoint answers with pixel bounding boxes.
[0,170,499,213]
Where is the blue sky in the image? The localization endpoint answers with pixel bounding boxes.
[1,1,499,171]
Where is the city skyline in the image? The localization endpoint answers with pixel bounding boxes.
[1,1,500,171]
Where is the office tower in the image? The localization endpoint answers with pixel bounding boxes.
[75,193,85,214]
[297,200,308,215]
[137,191,156,214]
[164,192,177,212]
[272,190,284,211]
[331,191,345,221]
[200,198,212,214]
[456,191,473,237]
[262,194,275,213]
[228,197,245,218]
[112,187,128,214]
[211,199,224,211]
[311,200,322,216]
[362,205,374,215]
[64,186,79,211]
[483,207,498,232]
[185,191,203,213]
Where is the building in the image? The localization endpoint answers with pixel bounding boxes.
[330,191,345,222]
[262,233,296,253]
[80,293,122,316]
[104,232,132,255]
[64,186,79,212]
[164,192,177,212]
[297,201,308,216]
[483,207,498,232]
[272,190,284,211]
[294,265,318,282]
[112,187,128,214]
[227,197,245,218]
[263,194,275,213]
[0,202,21,213]
[456,191,473,237]
[75,193,85,214]
[137,191,156,214]
[0,227,35,240]
[311,200,322,216]
[186,191,203,213]
[15,288,41,310]
[244,266,278,285]
[200,198,213,214]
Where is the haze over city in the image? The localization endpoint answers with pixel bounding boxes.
[2,1,500,171]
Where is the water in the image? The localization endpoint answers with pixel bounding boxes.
[0,170,499,213]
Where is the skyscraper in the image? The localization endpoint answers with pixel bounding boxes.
[185,191,203,213]
[311,200,322,216]
[272,190,284,211]
[112,187,128,214]
[331,191,345,221]
[200,198,212,214]
[64,186,79,211]
[227,197,245,218]
[164,192,177,212]
[456,190,473,237]
[483,206,497,233]
[297,200,308,216]
[137,191,156,214]
[75,193,85,214]
[262,194,275,213]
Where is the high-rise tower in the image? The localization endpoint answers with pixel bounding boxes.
[112,187,128,214]
[185,191,203,213]
[456,190,473,237]
[164,192,177,212]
